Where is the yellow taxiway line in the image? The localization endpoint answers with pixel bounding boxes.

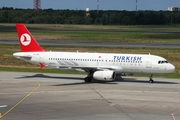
[0,81,41,118]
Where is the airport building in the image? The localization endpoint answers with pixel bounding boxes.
[168,6,180,11]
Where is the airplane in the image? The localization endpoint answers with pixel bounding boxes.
[13,24,175,83]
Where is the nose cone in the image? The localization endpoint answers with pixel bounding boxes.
[168,64,175,73]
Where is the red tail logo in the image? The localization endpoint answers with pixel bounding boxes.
[16,24,45,52]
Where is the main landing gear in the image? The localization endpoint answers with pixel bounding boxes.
[84,77,92,83]
[84,71,93,83]
[149,74,154,83]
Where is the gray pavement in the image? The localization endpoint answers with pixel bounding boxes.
[1,40,180,48]
[0,72,180,120]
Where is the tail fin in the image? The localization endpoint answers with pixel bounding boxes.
[16,24,45,52]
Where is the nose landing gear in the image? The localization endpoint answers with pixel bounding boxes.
[149,74,154,83]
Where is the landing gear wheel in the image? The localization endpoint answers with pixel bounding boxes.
[84,77,92,83]
[149,79,154,83]
[149,74,154,83]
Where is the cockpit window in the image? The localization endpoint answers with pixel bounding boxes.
[158,60,168,64]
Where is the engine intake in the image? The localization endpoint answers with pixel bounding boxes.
[93,70,116,81]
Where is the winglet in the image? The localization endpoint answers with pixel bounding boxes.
[16,24,45,52]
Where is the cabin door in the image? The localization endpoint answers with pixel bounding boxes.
[146,61,152,68]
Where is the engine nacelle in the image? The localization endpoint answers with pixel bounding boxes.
[93,70,116,81]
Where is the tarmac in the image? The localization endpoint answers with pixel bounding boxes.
[1,40,180,48]
[0,72,180,120]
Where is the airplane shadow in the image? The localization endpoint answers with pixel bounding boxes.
[15,74,179,86]
[15,74,84,80]
[15,74,118,86]
[121,77,178,84]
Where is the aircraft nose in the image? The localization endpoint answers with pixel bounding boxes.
[168,64,175,73]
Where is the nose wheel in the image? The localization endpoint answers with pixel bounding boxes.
[149,79,154,83]
[149,74,154,83]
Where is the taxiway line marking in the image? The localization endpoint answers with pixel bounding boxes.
[0,81,41,119]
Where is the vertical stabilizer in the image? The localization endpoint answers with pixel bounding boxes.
[16,24,45,52]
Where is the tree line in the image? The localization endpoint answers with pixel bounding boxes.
[0,7,180,25]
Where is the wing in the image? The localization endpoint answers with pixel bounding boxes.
[72,66,123,73]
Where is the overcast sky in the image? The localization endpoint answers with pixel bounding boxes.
[0,0,180,11]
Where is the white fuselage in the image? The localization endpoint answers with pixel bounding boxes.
[13,52,175,74]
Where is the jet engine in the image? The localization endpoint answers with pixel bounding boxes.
[93,70,116,81]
